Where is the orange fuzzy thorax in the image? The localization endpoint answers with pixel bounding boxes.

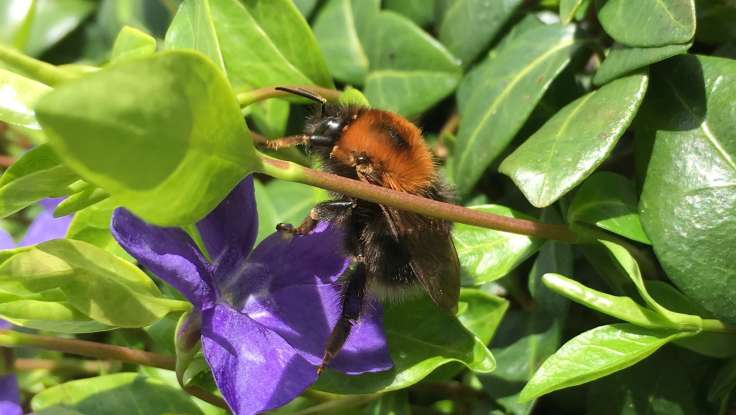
[330,109,435,193]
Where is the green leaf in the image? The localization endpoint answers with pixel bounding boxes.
[694,0,736,44]
[339,86,370,107]
[599,240,702,328]
[587,347,702,415]
[567,172,651,244]
[248,99,290,139]
[0,239,185,327]
[560,0,589,24]
[36,50,257,226]
[362,391,411,415]
[594,42,692,86]
[254,179,328,244]
[0,68,50,130]
[110,25,157,61]
[360,10,461,117]
[363,70,459,118]
[54,186,110,217]
[314,295,495,394]
[0,145,79,218]
[454,23,582,195]
[166,0,333,89]
[436,0,522,66]
[639,55,736,324]
[596,0,696,47]
[0,300,112,333]
[451,204,542,284]
[479,309,564,415]
[313,0,370,85]
[384,0,435,27]
[529,232,573,315]
[542,273,678,329]
[0,0,95,57]
[456,288,509,344]
[31,373,204,415]
[646,280,736,358]
[500,72,648,207]
[65,198,132,260]
[519,323,693,401]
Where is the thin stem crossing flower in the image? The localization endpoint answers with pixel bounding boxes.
[111,176,392,415]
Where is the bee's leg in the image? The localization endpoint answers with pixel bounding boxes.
[317,261,366,374]
[277,199,356,235]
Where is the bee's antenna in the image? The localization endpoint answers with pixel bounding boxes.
[275,86,327,115]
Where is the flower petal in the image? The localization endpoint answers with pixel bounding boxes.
[0,229,15,250]
[18,209,71,247]
[196,177,258,278]
[201,304,316,415]
[329,300,393,374]
[111,208,214,310]
[231,224,391,374]
[0,374,22,415]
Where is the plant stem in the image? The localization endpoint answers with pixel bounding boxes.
[289,394,379,415]
[256,155,580,243]
[702,319,736,334]
[0,43,73,86]
[236,85,341,108]
[0,329,229,410]
[0,330,175,370]
[14,357,116,374]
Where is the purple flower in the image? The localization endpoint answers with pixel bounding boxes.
[0,321,22,415]
[111,177,391,415]
[0,198,72,249]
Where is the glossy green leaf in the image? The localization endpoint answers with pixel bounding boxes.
[519,323,693,401]
[254,179,329,244]
[385,0,434,27]
[249,99,289,139]
[313,0,370,85]
[529,230,573,315]
[639,55,736,323]
[560,0,589,24]
[314,295,495,394]
[361,10,461,117]
[695,0,736,44]
[596,0,696,47]
[436,0,522,65]
[0,68,50,130]
[454,23,581,195]
[500,72,648,207]
[110,26,157,61]
[36,51,256,226]
[0,0,95,57]
[452,204,542,284]
[646,280,736,358]
[587,347,702,415]
[479,309,564,415]
[31,373,204,415]
[0,300,112,333]
[0,239,185,327]
[339,86,370,107]
[166,0,332,89]
[599,240,702,328]
[65,198,132,260]
[594,42,691,85]
[363,391,411,415]
[0,145,79,218]
[542,273,679,329]
[568,172,651,244]
[54,186,110,217]
[709,357,736,404]
[363,70,459,118]
[456,289,509,344]
[293,0,318,18]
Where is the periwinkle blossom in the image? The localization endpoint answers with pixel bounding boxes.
[0,319,22,415]
[0,198,72,249]
[111,176,392,415]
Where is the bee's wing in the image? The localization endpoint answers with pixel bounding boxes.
[381,206,460,313]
